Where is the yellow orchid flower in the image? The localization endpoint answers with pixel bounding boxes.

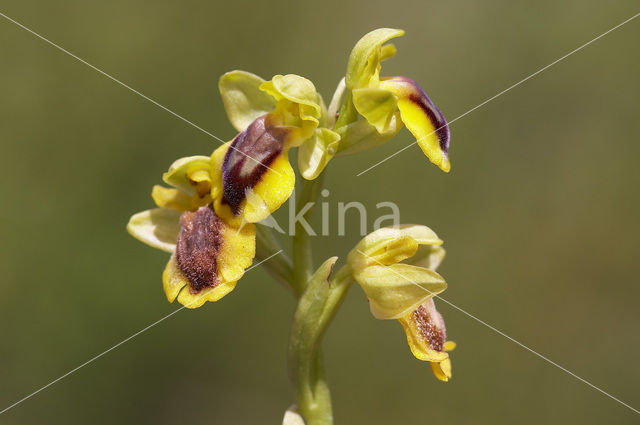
[399,298,456,382]
[213,73,339,225]
[127,156,256,308]
[345,28,451,172]
[347,225,455,381]
[151,155,213,212]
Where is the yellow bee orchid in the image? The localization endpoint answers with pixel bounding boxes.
[345,28,451,172]
[127,156,255,308]
[213,73,339,225]
[347,225,455,381]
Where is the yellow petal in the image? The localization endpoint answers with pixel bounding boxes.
[242,152,294,223]
[177,280,238,309]
[162,156,212,196]
[151,185,192,211]
[188,169,212,198]
[260,74,322,126]
[209,142,227,203]
[168,206,256,308]
[431,358,452,382]
[398,299,450,364]
[352,87,399,134]
[210,116,295,224]
[162,254,188,302]
[298,128,340,180]
[380,77,450,172]
[347,225,442,272]
[379,43,397,62]
[217,221,256,285]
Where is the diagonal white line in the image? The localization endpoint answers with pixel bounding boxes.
[356,11,640,177]
[0,11,281,176]
[358,250,640,415]
[0,250,283,416]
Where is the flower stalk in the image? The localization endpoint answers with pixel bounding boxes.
[291,175,325,295]
[255,223,294,293]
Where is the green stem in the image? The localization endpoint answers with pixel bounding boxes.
[291,174,324,295]
[289,265,353,425]
[287,78,357,423]
[255,223,294,293]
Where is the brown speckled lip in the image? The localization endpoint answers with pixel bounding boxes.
[385,76,450,155]
[222,115,289,215]
[412,300,446,352]
[176,205,223,293]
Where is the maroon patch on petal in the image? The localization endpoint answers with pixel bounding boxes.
[222,116,288,215]
[176,205,224,293]
[412,301,446,352]
[387,76,450,155]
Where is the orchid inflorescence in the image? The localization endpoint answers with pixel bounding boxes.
[127,28,453,425]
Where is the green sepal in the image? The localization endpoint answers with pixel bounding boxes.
[126,208,181,253]
[345,28,404,90]
[355,263,447,320]
[219,70,277,132]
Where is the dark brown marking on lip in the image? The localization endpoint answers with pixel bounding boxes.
[222,115,288,215]
[387,76,450,155]
[176,205,224,293]
[412,300,446,352]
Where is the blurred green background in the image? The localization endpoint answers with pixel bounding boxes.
[1,1,639,424]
